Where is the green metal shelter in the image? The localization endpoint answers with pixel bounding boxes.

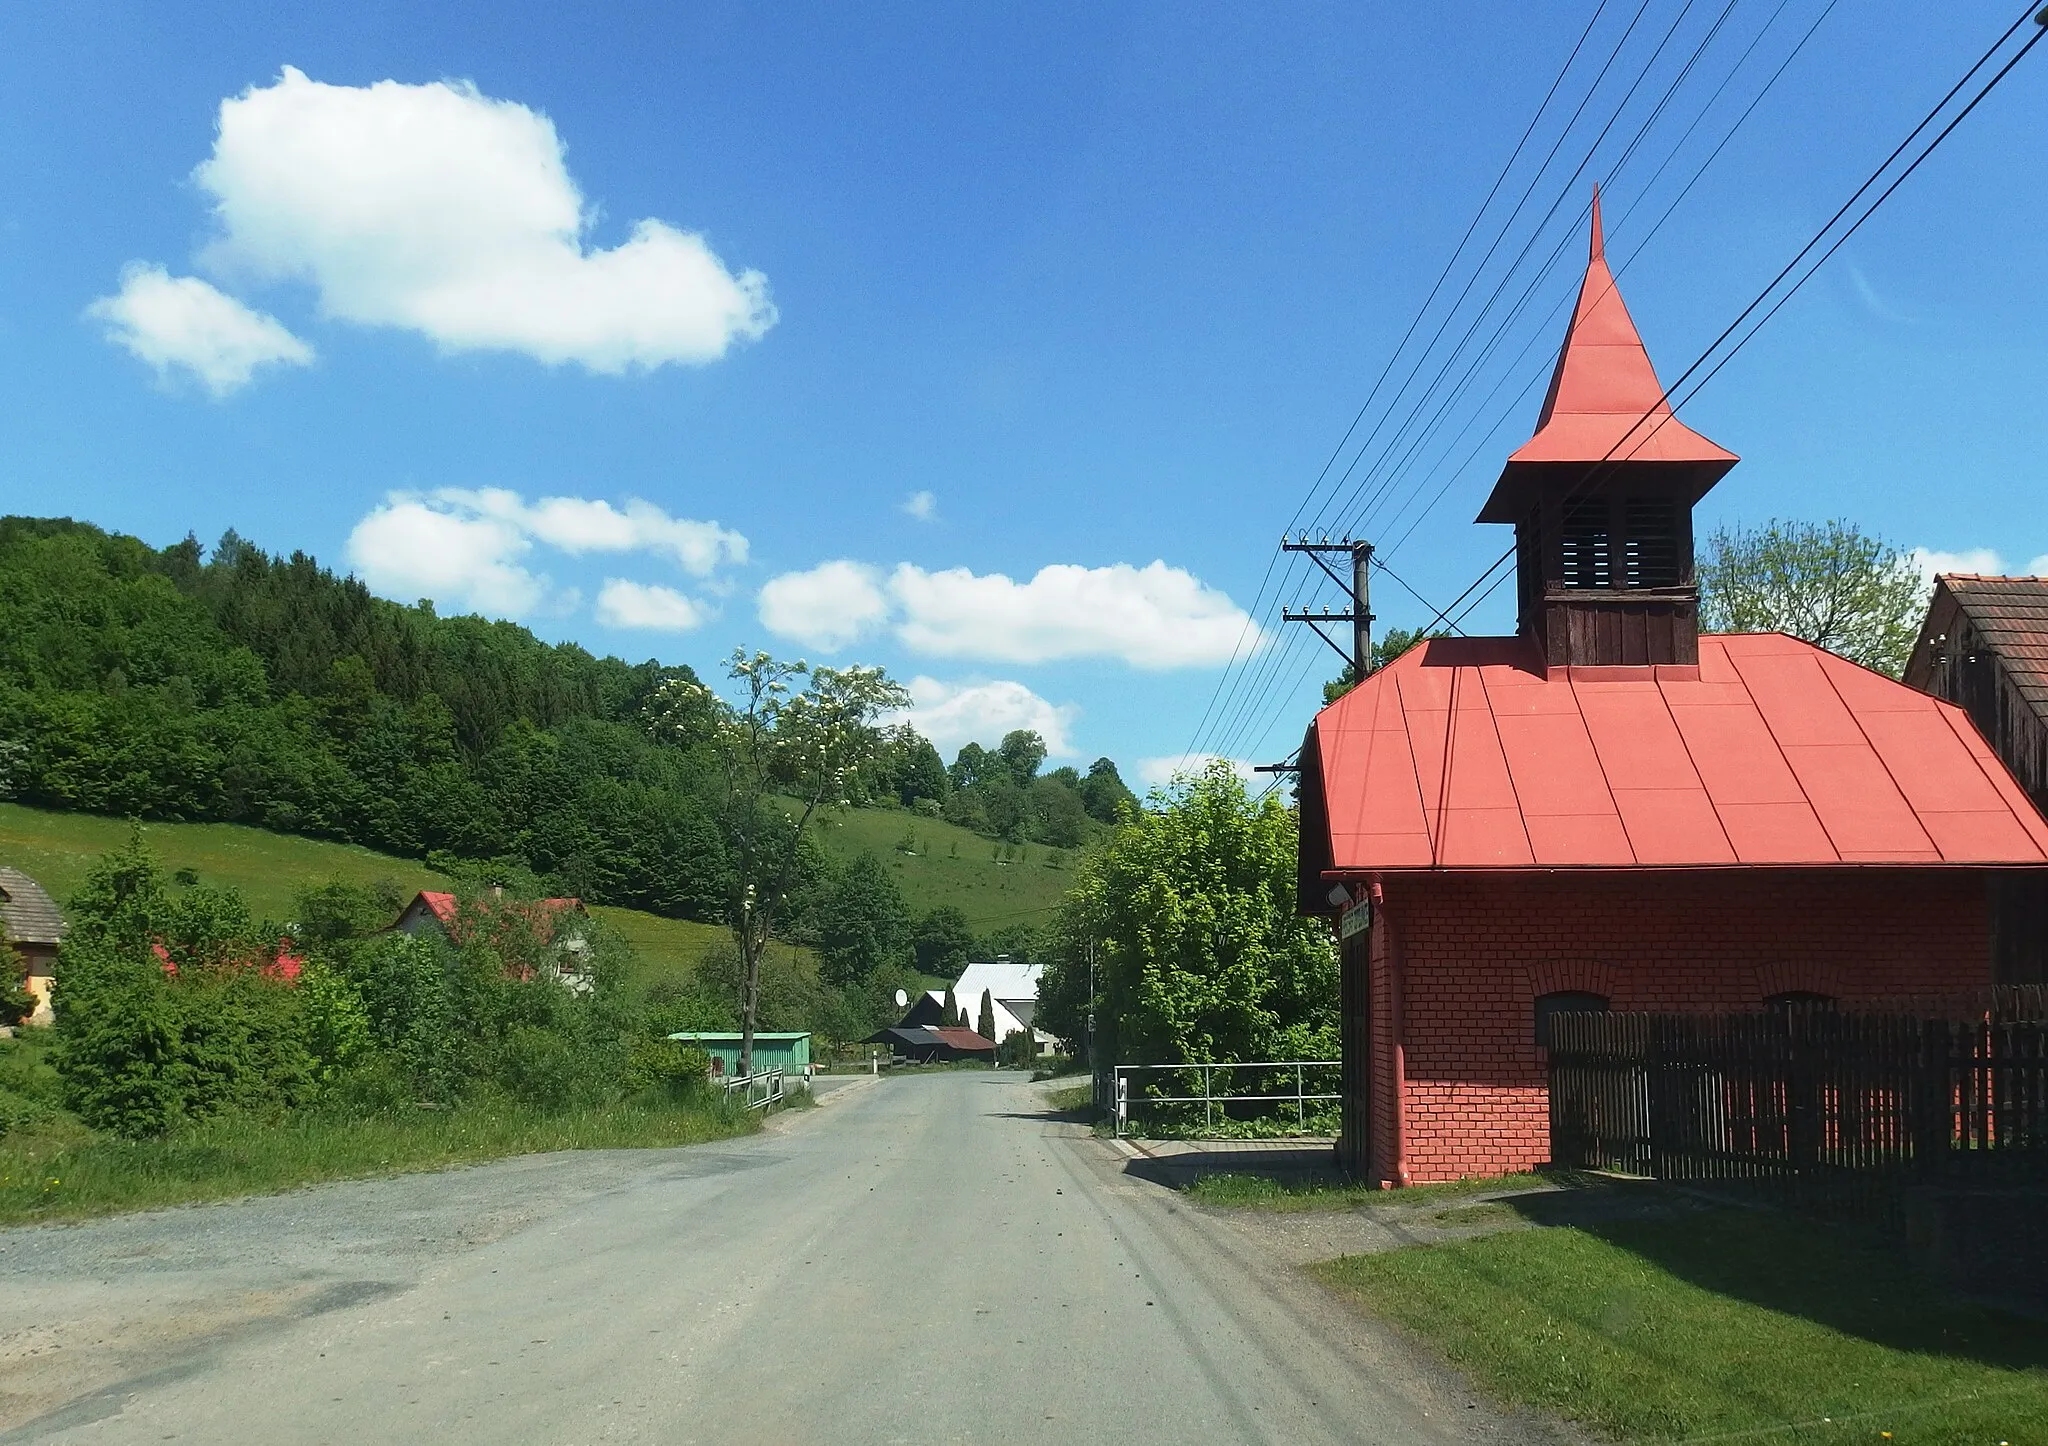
[667,1031,811,1078]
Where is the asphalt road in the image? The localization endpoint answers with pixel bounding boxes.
[0,1073,1558,1445]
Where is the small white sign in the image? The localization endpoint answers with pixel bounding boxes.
[1339,898,1373,940]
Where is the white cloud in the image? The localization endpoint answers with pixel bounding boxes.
[345,497,544,615]
[902,490,937,522]
[1136,753,1259,789]
[1911,547,2007,583]
[757,561,890,652]
[888,560,1261,668]
[894,677,1079,757]
[85,263,312,397]
[344,487,739,619]
[594,578,704,631]
[756,555,1259,666]
[440,489,745,575]
[192,67,775,372]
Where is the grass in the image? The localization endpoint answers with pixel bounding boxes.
[0,1090,757,1227]
[1186,1170,1550,1212]
[809,805,1085,934]
[0,802,449,924]
[0,799,1077,984]
[1045,1083,1094,1115]
[1315,1205,2048,1445]
[587,907,731,985]
[0,802,796,993]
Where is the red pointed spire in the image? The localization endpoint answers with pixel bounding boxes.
[1476,189,1735,521]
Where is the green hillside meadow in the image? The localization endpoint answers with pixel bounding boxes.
[813,806,1080,934]
[0,801,1079,986]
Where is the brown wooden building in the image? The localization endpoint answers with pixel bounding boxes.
[1907,575,2048,983]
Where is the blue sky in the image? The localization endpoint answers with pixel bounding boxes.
[3,1,2044,781]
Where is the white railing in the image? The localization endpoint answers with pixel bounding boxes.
[1112,1061,1340,1138]
[722,1067,786,1110]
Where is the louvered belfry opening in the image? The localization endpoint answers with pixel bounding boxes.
[1476,189,1737,670]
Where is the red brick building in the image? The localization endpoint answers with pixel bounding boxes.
[1296,196,2048,1186]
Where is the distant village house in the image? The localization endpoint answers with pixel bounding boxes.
[0,867,63,1026]
[390,889,594,985]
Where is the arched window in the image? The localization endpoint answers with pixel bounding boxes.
[1535,990,1610,1047]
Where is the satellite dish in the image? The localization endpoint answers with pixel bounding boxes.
[894,989,909,1007]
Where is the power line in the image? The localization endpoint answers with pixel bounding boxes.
[1429,4,2048,634]
[1215,2,2044,766]
[1175,0,1637,760]
[1200,0,1778,758]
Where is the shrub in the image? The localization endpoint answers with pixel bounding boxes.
[494,1025,591,1110]
[58,948,316,1138]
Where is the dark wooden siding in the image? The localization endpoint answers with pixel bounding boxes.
[1542,591,1700,668]
[1910,588,2048,984]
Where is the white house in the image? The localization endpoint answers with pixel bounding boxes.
[928,958,1060,1056]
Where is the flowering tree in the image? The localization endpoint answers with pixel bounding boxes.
[646,650,907,1074]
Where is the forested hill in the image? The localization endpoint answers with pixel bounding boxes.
[0,516,1135,928]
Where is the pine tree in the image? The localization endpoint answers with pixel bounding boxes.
[977,989,996,1043]
[943,986,957,1027]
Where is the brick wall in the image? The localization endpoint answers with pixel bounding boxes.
[1358,870,1991,1185]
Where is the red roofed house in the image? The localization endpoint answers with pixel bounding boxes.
[1296,193,2048,1187]
[391,889,593,985]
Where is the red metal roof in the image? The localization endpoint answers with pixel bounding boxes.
[929,1027,997,1051]
[1478,191,1736,522]
[1307,633,2048,872]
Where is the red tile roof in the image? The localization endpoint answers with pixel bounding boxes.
[403,891,583,931]
[1916,575,2048,709]
[1306,633,2048,872]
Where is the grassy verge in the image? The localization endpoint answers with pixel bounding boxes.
[1315,1206,2048,1444]
[0,1094,756,1227]
[1188,1171,1550,1212]
[1045,1084,1094,1115]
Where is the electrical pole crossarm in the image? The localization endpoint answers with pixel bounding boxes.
[1280,535,1374,680]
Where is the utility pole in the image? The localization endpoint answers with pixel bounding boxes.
[1281,535,1374,682]
[1253,536,1376,781]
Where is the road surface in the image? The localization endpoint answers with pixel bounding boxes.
[0,1073,1561,1444]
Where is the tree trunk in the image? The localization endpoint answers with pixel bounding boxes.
[740,927,762,1077]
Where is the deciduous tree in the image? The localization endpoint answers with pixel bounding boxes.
[1699,518,1926,678]
[912,906,974,977]
[647,650,907,1073]
[1039,762,1336,1068]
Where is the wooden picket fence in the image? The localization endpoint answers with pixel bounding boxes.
[1547,988,2048,1228]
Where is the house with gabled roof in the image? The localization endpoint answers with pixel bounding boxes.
[1295,194,2048,1186]
[1906,573,2048,983]
[389,889,594,986]
[0,867,64,1025]
[885,957,1060,1056]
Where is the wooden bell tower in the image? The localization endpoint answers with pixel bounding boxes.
[1478,191,1738,670]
